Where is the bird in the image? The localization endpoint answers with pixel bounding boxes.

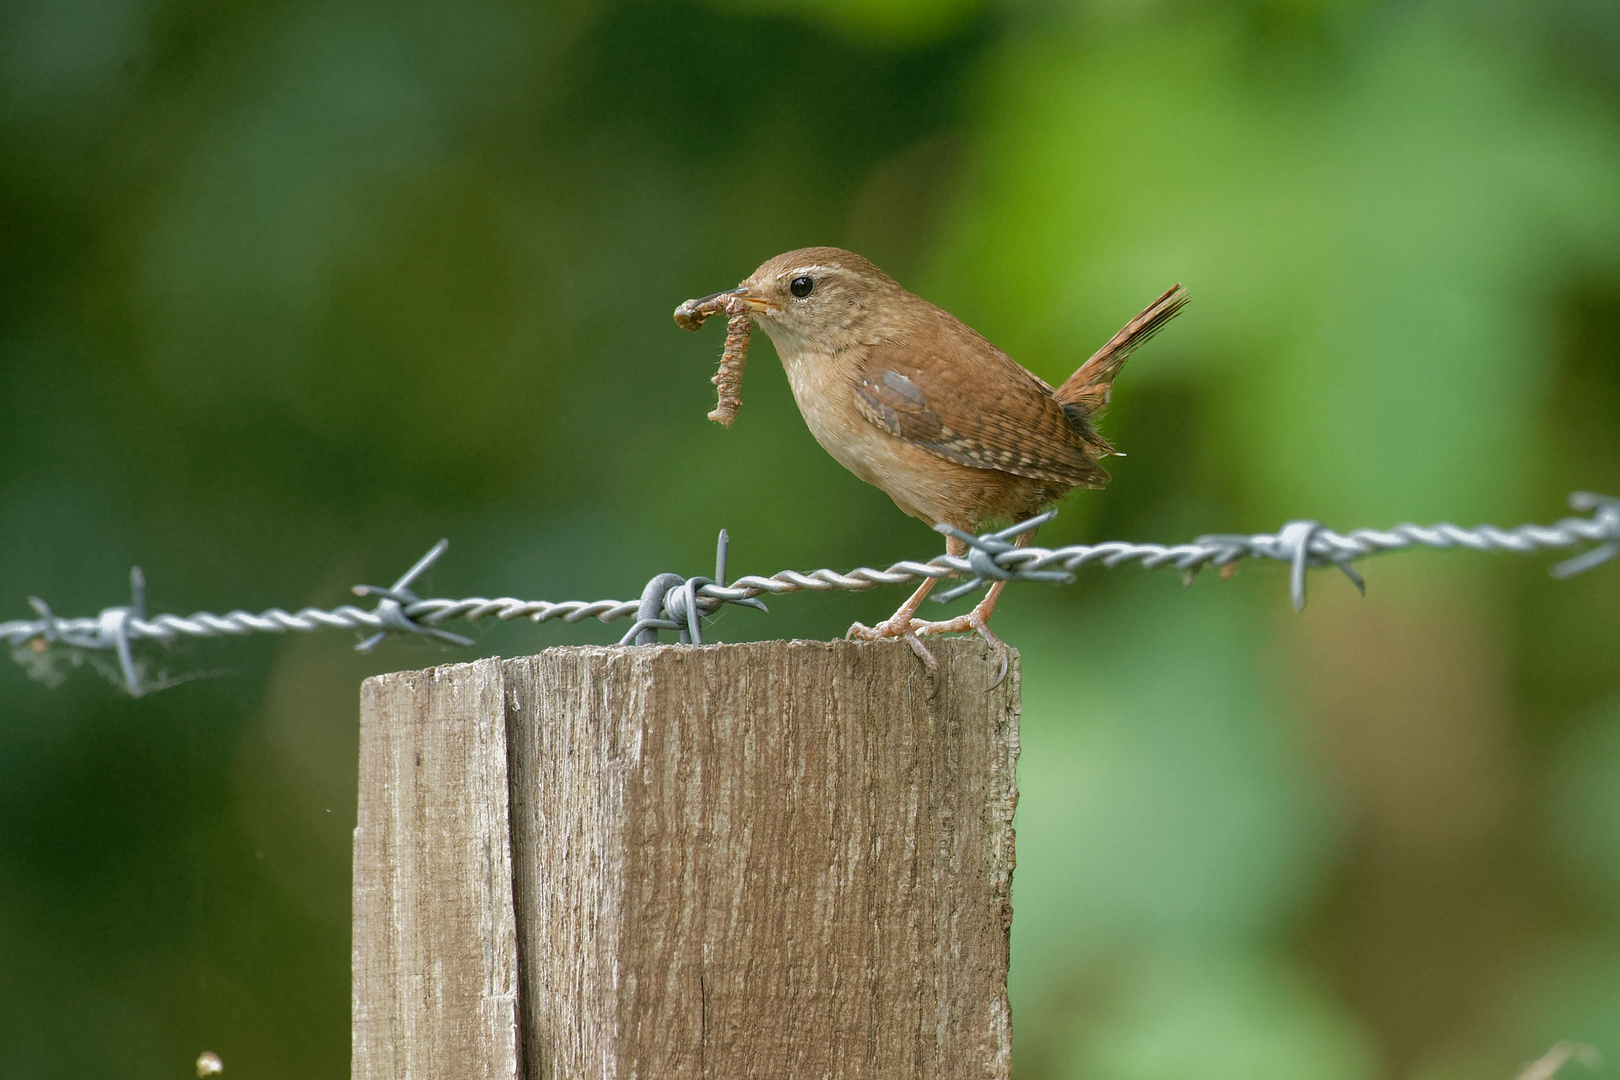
[675,246,1186,668]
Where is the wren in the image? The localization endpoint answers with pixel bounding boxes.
[676,247,1186,668]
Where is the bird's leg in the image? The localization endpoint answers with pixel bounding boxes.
[845,537,967,674]
[908,529,1037,689]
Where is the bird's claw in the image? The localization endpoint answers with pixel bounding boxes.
[846,618,940,676]
[850,609,1010,690]
[912,610,1010,690]
[903,630,939,676]
[972,628,1011,691]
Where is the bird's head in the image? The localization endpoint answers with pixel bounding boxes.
[685,247,906,357]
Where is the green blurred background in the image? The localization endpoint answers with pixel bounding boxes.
[3,0,1619,1076]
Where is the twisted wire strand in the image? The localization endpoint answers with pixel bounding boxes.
[4,492,1615,695]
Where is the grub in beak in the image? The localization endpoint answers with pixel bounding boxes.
[673,287,758,426]
[673,287,770,331]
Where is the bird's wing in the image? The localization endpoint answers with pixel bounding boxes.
[851,320,1110,488]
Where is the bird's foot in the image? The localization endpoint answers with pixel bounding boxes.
[918,613,1010,690]
[846,617,939,676]
[848,608,1011,690]
[912,608,1011,690]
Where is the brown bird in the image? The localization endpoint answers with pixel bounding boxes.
[675,246,1186,664]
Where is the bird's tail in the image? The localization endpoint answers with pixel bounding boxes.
[1054,285,1188,440]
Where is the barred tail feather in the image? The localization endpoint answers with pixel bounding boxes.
[1054,284,1188,419]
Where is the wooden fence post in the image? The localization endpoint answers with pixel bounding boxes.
[353,639,1020,1080]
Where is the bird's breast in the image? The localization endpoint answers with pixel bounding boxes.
[777,348,877,475]
[775,345,990,528]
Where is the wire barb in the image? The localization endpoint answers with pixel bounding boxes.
[351,539,476,651]
[932,511,1069,603]
[1548,492,1620,578]
[618,529,769,646]
[4,492,1616,695]
[1265,520,1366,612]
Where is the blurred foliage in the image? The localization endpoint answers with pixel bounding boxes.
[2,0,1619,1076]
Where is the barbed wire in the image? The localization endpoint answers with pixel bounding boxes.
[4,491,1616,696]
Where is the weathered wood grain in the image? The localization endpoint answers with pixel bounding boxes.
[354,657,521,1080]
[355,639,1019,1080]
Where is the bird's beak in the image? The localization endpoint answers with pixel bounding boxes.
[715,287,774,315]
[674,286,774,331]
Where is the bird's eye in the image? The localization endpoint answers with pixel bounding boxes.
[790,276,815,298]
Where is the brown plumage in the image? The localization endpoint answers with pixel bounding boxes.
[675,246,1186,664]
